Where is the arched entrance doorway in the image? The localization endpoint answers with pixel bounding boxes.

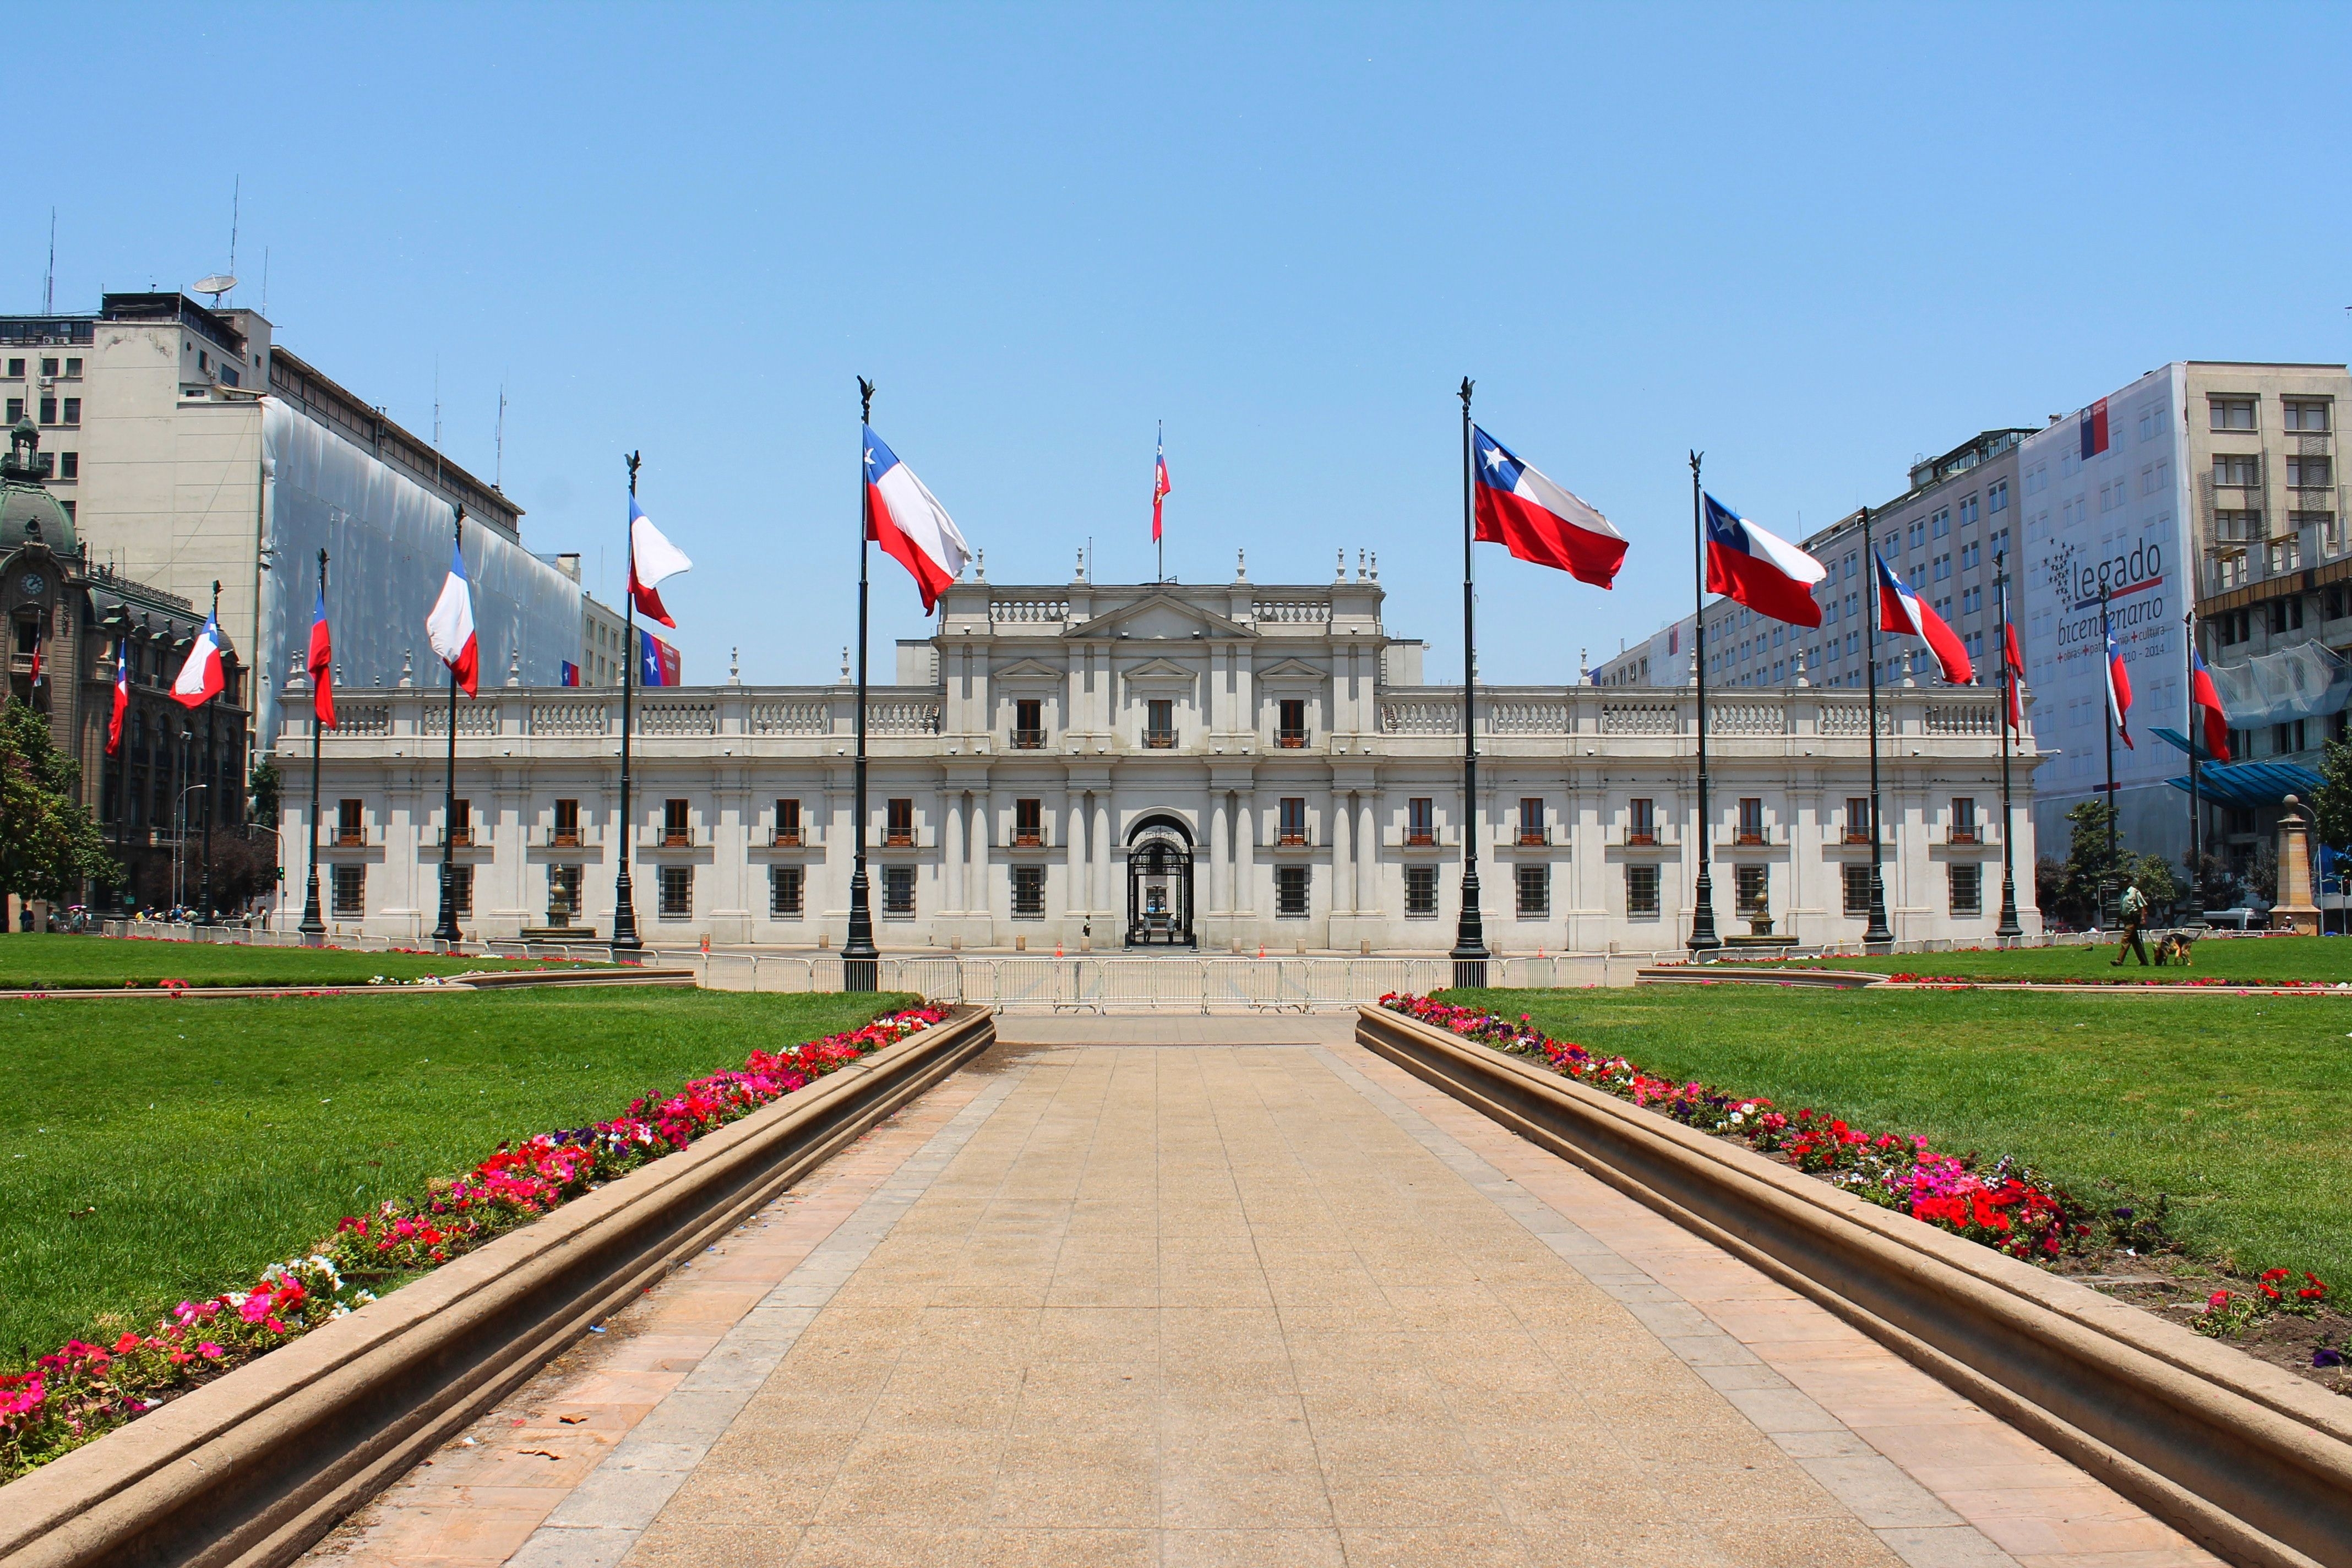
[1125,814,1196,948]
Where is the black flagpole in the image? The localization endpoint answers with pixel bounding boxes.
[1450,378,1489,988]
[198,579,220,924]
[843,377,880,992]
[2184,608,2206,928]
[1994,551,2023,939]
[299,548,329,940]
[611,456,644,952]
[1862,508,1893,946]
[1156,418,1165,586]
[1688,453,1719,952]
[2100,589,2118,928]
[433,512,465,945]
[111,633,130,916]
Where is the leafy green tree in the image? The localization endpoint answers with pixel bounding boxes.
[248,756,281,826]
[0,699,118,908]
[2130,852,2182,919]
[2310,738,2352,851]
[2056,798,2125,924]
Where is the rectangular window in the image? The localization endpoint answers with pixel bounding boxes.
[1737,797,1763,843]
[37,396,55,424]
[1625,863,1660,918]
[1951,797,1978,843]
[3,399,20,423]
[2269,538,2302,576]
[331,864,364,917]
[1518,797,1544,845]
[1844,863,1874,918]
[1014,698,1043,748]
[1515,863,1549,918]
[62,357,79,378]
[659,865,693,918]
[446,863,475,918]
[1015,797,1043,846]
[1627,797,1656,844]
[1011,865,1046,918]
[883,865,915,914]
[774,797,800,845]
[1735,864,1768,918]
[1278,698,1307,746]
[1845,796,1873,845]
[1404,864,1438,916]
[2289,455,2333,488]
[1278,797,1307,844]
[1275,865,1310,917]
[59,398,77,425]
[1949,862,1982,916]
[1988,480,2008,513]
[769,864,803,918]
[40,357,58,377]
[1407,797,1434,846]
[336,798,364,845]
[2284,398,2332,433]
[4,359,20,378]
[2214,509,2261,543]
[57,452,75,480]
[447,797,472,847]
[2213,454,2260,487]
[548,864,583,926]
[1145,698,1174,747]
[661,798,690,845]
[2211,396,2257,431]
[551,798,581,846]
[1931,508,1950,538]
[885,797,913,845]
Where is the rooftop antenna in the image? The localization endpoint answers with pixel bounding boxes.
[494,377,507,492]
[260,247,269,315]
[432,356,443,486]
[226,177,239,300]
[43,209,55,314]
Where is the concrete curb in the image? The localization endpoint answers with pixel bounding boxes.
[4,969,695,1001]
[1357,1004,2352,1568]
[1637,966,1885,988]
[0,1006,995,1568]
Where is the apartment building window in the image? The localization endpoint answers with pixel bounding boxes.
[2295,512,2338,552]
[37,396,55,424]
[659,865,693,919]
[1014,798,1043,846]
[1959,541,1980,571]
[662,798,691,846]
[61,357,79,377]
[774,798,801,846]
[1407,797,1434,846]
[1625,863,1660,918]
[331,864,365,918]
[1988,480,2008,513]
[883,865,916,915]
[2275,719,2310,755]
[1404,864,1438,916]
[2289,456,2333,489]
[1278,698,1307,747]
[336,798,365,846]
[1737,797,1763,843]
[769,864,803,918]
[1845,796,1874,845]
[2213,454,2260,488]
[1145,698,1174,747]
[1278,797,1307,845]
[59,398,77,426]
[1932,553,1951,582]
[1627,797,1656,845]
[2217,608,2251,646]
[1906,520,1925,549]
[1011,865,1046,918]
[2268,538,2302,576]
[1275,865,1310,917]
[885,798,913,846]
[2213,552,2250,591]
[1949,862,1982,917]
[1735,864,1768,919]
[56,452,75,480]
[3,359,20,377]
[1844,863,1874,917]
[548,864,583,926]
[40,357,58,377]
[2212,396,2257,431]
[446,864,475,918]
[1013,698,1043,748]
[2,399,19,423]
[2284,398,2332,433]
[1518,797,1544,845]
[2214,510,2260,542]
[1931,508,1950,538]
[1516,864,1549,918]
[1961,586,1983,616]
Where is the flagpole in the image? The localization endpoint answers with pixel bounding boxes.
[1994,551,2023,939]
[198,579,220,925]
[300,548,329,940]
[611,457,644,952]
[1687,453,1719,952]
[1862,508,1893,947]
[1450,377,1488,988]
[111,636,130,917]
[2184,608,2206,929]
[2100,589,2117,928]
[842,377,880,992]
[1156,420,1164,585]
[433,513,465,946]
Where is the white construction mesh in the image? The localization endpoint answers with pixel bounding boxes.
[2204,639,2352,728]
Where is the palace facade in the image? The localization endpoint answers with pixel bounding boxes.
[275,569,2043,952]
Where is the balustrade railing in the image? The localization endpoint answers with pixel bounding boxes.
[1600,703,1679,736]
[750,701,830,736]
[990,600,1068,623]
[639,701,718,736]
[530,701,607,736]
[1253,601,1330,623]
[868,700,941,735]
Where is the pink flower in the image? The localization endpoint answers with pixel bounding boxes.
[195,1342,224,1359]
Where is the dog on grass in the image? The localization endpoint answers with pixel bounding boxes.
[2153,932,2196,967]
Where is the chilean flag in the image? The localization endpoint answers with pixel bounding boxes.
[2002,620,2028,731]
[628,497,693,628]
[426,541,480,697]
[2106,631,2134,749]
[107,640,128,754]
[25,635,40,689]
[2079,398,2110,461]
[560,660,581,688]
[1874,554,1973,685]
[1152,428,1171,544]
[1472,425,1626,589]
[2190,649,2229,763]
[639,628,681,687]
[1703,494,1825,627]
[864,426,970,612]
[308,587,337,730]
[171,613,227,709]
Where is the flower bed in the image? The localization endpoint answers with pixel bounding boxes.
[0,1005,946,1480]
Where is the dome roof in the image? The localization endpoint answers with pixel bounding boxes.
[0,419,75,556]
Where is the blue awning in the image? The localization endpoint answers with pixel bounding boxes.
[2167,759,2322,808]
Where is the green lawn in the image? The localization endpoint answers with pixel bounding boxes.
[0,933,609,990]
[0,988,915,1360]
[1714,933,2352,986]
[1447,985,2352,1283]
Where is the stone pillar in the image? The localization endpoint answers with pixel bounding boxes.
[2275,794,2321,934]
[1210,793,1231,915]
[1093,793,1112,916]
[1067,794,1087,929]
[971,791,993,934]
[943,792,965,914]
[1237,796,1257,919]
[1332,791,1354,914]
[1359,793,1378,921]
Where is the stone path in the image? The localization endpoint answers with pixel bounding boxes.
[307,1016,2219,1568]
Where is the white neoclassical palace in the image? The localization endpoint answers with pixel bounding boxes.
[274,568,2043,952]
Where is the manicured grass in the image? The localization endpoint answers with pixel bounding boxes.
[1447,985,2352,1283]
[0,933,608,990]
[0,988,916,1361]
[1720,933,2352,986]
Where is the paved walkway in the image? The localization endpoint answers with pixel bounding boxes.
[307,1017,2218,1568]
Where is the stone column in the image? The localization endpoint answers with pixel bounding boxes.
[971,790,993,935]
[1332,791,1354,913]
[1093,793,1113,915]
[1068,793,1087,930]
[1237,794,1257,919]
[1359,793,1378,921]
[1210,793,1231,915]
[943,791,965,914]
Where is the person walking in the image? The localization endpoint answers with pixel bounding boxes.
[2113,878,2151,966]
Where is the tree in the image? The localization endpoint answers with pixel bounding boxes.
[2311,738,2352,852]
[248,756,281,826]
[2131,852,2182,919]
[2055,798,2126,925]
[0,699,118,910]
[2034,856,2064,922]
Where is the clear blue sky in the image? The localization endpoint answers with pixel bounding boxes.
[24,4,2352,686]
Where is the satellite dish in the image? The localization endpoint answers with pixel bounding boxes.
[193,274,237,302]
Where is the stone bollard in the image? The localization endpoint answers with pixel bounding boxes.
[2274,794,2322,934]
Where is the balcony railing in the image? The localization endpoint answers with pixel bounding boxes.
[1277,729,1309,748]
[1012,831,1043,848]
[1517,829,1547,846]
[1011,728,1046,749]
[884,830,914,847]
[1947,828,1980,845]
[334,827,368,847]
[1405,830,1435,847]
[1144,728,1176,749]
[772,829,803,847]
